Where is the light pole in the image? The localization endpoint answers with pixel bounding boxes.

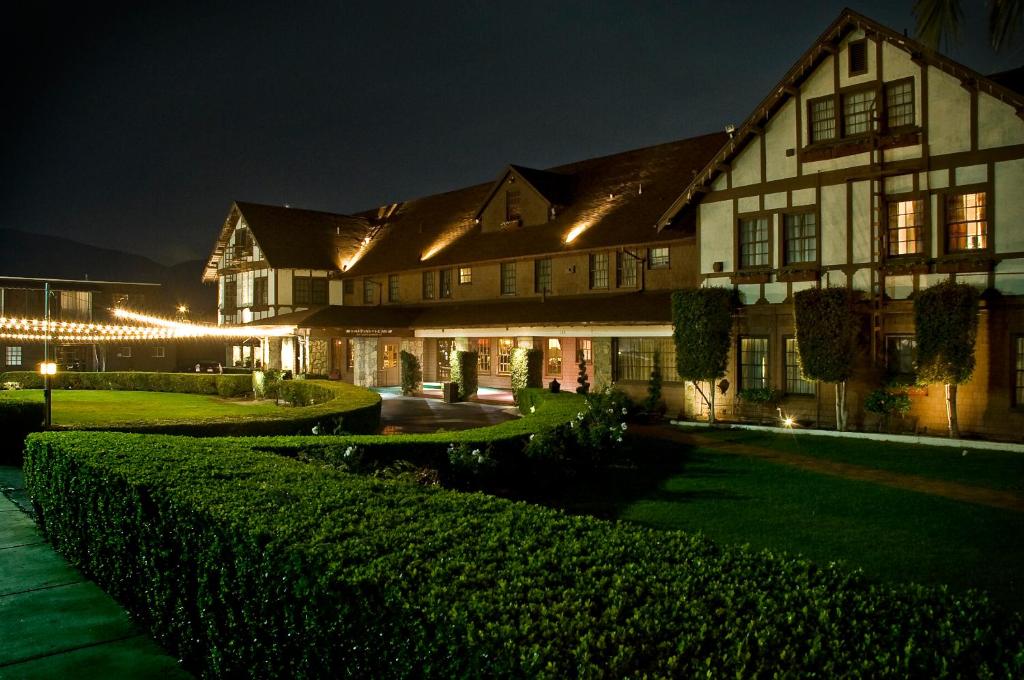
[41,282,55,428]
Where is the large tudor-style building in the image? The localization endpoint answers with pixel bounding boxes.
[204,9,1024,440]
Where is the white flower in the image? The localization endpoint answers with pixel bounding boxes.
[607,408,614,414]
[530,405,536,413]
[621,407,628,415]
[577,412,585,420]
[616,437,623,443]
[620,423,628,431]
[471,449,481,456]
[570,421,575,428]
[312,425,321,435]
[529,434,535,441]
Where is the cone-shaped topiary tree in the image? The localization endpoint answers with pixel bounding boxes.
[793,287,860,432]
[672,287,735,424]
[576,350,590,395]
[644,349,664,415]
[914,279,979,439]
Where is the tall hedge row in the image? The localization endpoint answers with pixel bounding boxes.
[449,350,478,400]
[510,347,542,399]
[671,287,734,423]
[25,431,1024,678]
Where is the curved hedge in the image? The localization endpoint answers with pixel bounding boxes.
[0,370,252,397]
[24,431,1024,678]
[0,374,382,464]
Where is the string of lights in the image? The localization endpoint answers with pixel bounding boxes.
[0,309,296,344]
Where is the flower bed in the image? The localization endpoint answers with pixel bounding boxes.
[24,430,1024,677]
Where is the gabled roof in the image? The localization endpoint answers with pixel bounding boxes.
[342,131,727,277]
[203,202,372,281]
[988,65,1024,96]
[655,8,1024,230]
[472,164,575,220]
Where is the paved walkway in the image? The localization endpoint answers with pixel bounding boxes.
[378,392,519,434]
[0,468,191,679]
[633,425,1024,513]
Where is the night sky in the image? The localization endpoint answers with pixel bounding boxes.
[3,1,1022,265]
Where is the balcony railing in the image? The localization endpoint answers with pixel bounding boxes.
[219,245,254,270]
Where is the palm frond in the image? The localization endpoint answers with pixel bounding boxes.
[914,0,964,50]
[989,0,1024,51]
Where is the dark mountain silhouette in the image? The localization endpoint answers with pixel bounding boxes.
[0,228,216,319]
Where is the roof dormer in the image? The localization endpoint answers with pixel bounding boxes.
[476,165,572,233]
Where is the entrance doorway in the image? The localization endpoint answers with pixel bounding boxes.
[437,338,454,381]
[379,340,399,386]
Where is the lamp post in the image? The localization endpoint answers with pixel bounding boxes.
[41,282,55,428]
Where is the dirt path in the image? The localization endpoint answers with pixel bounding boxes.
[632,425,1024,513]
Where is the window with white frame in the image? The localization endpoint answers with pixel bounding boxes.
[887,198,925,256]
[783,213,817,265]
[363,279,374,304]
[388,274,399,302]
[589,253,608,289]
[614,337,675,382]
[617,249,639,287]
[647,246,670,269]
[739,217,769,269]
[546,338,562,375]
[841,88,876,136]
[459,267,472,285]
[477,338,491,373]
[885,79,915,128]
[945,192,988,252]
[5,346,22,367]
[152,346,165,358]
[535,258,552,294]
[440,269,453,298]
[500,262,516,295]
[422,271,435,300]
[739,337,768,390]
[497,338,514,374]
[784,337,814,395]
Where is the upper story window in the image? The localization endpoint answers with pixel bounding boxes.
[5,346,22,367]
[505,190,521,222]
[58,290,91,321]
[422,271,435,300]
[647,246,670,269]
[886,335,917,379]
[887,198,925,257]
[534,258,552,294]
[783,213,817,266]
[293,275,326,305]
[841,88,876,136]
[739,217,769,269]
[589,253,609,289]
[222,278,237,310]
[885,80,915,128]
[945,192,988,252]
[809,97,837,143]
[459,267,472,285]
[1015,336,1024,406]
[617,249,640,288]
[500,262,517,295]
[363,278,374,304]
[440,269,453,298]
[848,39,867,76]
[254,276,268,306]
[388,274,399,302]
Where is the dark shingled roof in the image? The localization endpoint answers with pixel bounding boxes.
[342,131,727,277]
[203,203,372,281]
[255,292,673,330]
[988,66,1024,96]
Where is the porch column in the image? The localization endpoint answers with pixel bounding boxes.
[592,337,613,389]
[352,337,379,387]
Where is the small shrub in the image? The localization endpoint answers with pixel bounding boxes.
[446,442,498,486]
[450,350,478,400]
[510,348,542,403]
[865,386,912,432]
[737,386,781,425]
[643,350,664,414]
[400,350,422,396]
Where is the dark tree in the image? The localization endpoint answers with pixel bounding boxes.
[672,287,734,424]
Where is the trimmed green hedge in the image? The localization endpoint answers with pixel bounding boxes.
[0,377,382,464]
[25,431,1024,677]
[510,347,542,399]
[0,371,251,397]
[450,350,478,400]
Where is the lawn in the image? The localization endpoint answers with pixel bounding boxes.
[536,433,1024,611]
[0,389,299,426]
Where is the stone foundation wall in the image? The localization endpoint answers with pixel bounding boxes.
[308,339,329,376]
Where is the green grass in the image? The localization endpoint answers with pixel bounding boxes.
[683,426,1024,494]
[0,389,311,426]
[540,435,1024,611]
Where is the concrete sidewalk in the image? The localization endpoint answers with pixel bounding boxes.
[0,467,191,679]
[378,392,519,434]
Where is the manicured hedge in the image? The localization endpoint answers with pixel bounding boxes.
[450,350,478,400]
[25,431,1024,678]
[0,371,251,397]
[0,377,382,464]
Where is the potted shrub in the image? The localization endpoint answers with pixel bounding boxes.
[864,386,913,433]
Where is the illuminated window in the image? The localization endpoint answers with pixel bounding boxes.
[152,346,165,359]
[617,249,640,287]
[363,279,374,304]
[887,199,924,256]
[784,337,814,395]
[589,252,608,289]
[946,192,987,252]
[5,346,22,367]
[848,39,867,76]
[842,88,876,136]
[477,338,491,373]
[505,190,521,222]
[783,213,817,265]
[534,258,551,294]
[501,262,516,295]
[546,338,562,375]
[440,269,453,298]
[577,338,592,363]
[647,246,670,269]
[459,267,472,285]
[497,338,514,374]
[254,276,268,306]
[739,337,768,390]
[614,337,675,382]
[886,335,917,378]
[422,271,435,300]
[809,97,836,143]
[885,80,915,128]
[388,274,399,302]
[58,290,91,321]
[739,217,769,268]
[381,343,397,369]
